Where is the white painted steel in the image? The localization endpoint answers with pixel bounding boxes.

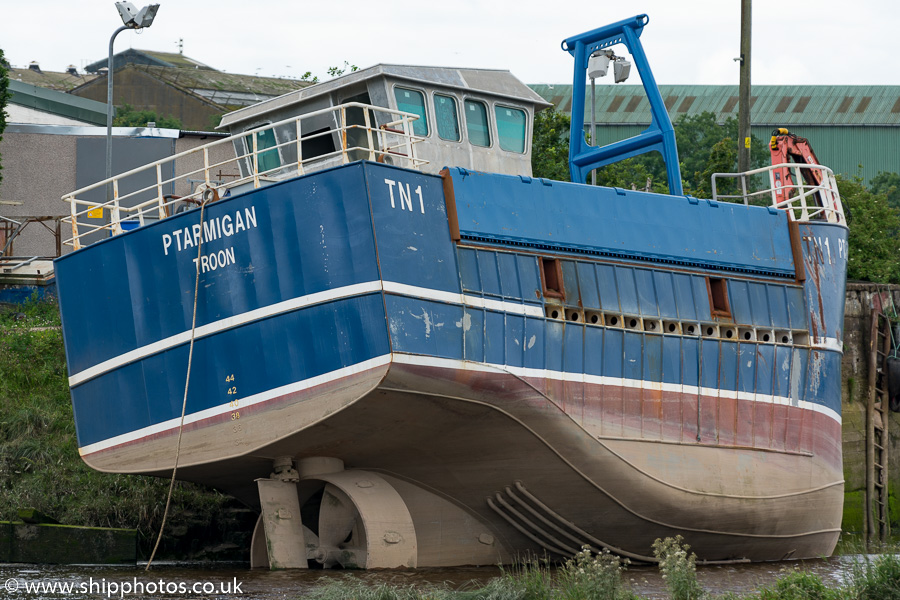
[711,163,845,225]
[61,103,428,249]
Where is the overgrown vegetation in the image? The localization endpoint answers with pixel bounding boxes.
[653,536,703,600]
[113,103,182,129]
[839,174,900,284]
[298,62,360,84]
[303,537,900,600]
[0,296,249,559]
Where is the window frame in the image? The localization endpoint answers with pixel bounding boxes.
[432,92,462,142]
[393,85,431,138]
[463,98,492,148]
[492,103,529,154]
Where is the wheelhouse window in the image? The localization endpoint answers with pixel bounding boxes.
[495,106,527,153]
[434,94,460,141]
[244,127,280,173]
[465,100,490,147]
[394,87,429,137]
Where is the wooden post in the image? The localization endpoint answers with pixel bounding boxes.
[865,310,878,548]
[738,0,752,173]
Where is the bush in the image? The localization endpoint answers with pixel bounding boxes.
[652,536,704,600]
[557,546,635,600]
[757,569,835,600]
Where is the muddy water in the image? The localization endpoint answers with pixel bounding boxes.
[0,556,864,599]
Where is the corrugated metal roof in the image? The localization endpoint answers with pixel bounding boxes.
[130,64,313,97]
[140,50,215,70]
[7,80,108,125]
[85,48,216,73]
[530,84,900,126]
[7,67,99,92]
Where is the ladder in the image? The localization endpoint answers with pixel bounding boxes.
[866,309,892,545]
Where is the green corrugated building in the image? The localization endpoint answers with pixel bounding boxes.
[529,84,900,185]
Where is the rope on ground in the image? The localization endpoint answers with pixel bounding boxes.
[145,197,209,570]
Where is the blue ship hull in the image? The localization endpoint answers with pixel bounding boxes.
[55,160,848,564]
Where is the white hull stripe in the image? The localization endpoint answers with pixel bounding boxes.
[80,353,841,455]
[68,281,541,386]
[78,354,393,456]
[391,354,843,426]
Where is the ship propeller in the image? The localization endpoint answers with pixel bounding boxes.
[308,483,364,568]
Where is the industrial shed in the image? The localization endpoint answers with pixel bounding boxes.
[530,84,900,185]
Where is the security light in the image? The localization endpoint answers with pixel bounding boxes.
[588,51,612,79]
[614,58,632,83]
[107,1,162,207]
[134,4,159,28]
[115,1,160,29]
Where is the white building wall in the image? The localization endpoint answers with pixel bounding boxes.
[7,104,96,126]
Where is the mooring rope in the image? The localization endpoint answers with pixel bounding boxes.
[145,196,209,570]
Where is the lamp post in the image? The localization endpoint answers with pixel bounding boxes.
[106,2,160,195]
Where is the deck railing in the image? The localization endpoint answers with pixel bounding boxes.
[62,103,427,250]
[711,163,845,225]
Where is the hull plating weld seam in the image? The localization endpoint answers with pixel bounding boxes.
[592,440,842,499]
[389,356,840,500]
[391,354,842,425]
[377,383,842,540]
[80,352,842,460]
[67,281,543,386]
[592,434,816,457]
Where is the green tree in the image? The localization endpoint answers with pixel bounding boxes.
[0,48,12,193]
[696,137,739,199]
[839,174,900,283]
[532,108,766,196]
[596,156,669,193]
[531,106,571,181]
[327,62,359,78]
[113,103,181,129]
[870,171,900,211]
[674,111,766,195]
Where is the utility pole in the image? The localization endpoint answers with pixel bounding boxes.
[738,0,752,172]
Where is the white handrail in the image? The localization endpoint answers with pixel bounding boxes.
[711,163,845,225]
[62,103,427,250]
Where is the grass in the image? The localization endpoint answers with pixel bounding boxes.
[0,296,247,559]
[301,538,900,600]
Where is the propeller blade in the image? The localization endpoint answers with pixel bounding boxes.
[317,484,357,549]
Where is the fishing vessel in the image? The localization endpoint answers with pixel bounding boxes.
[54,15,847,568]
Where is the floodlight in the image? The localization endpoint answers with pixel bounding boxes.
[588,52,610,79]
[115,1,139,26]
[115,1,159,29]
[614,58,632,83]
[135,4,159,28]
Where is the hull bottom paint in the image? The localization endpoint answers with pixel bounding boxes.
[79,355,843,563]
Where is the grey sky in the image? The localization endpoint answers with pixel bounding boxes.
[2,0,896,87]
